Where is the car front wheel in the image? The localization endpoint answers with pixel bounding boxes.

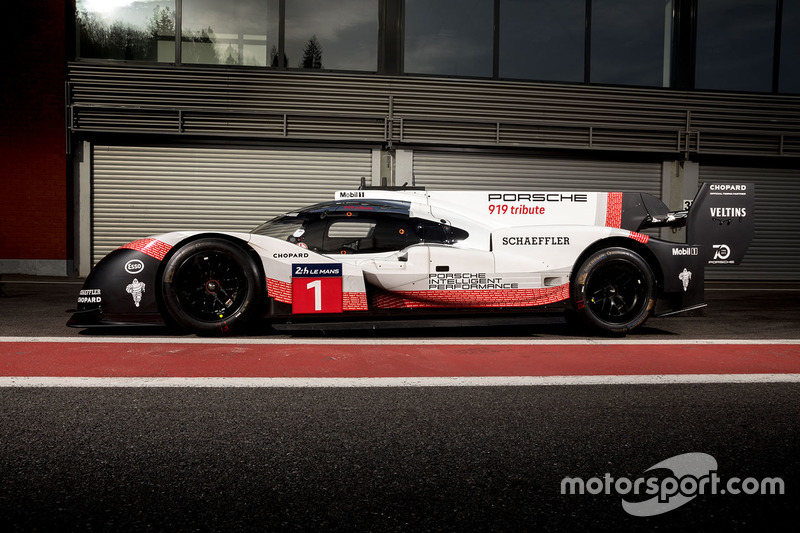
[161,238,262,334]
[571,247,655,335]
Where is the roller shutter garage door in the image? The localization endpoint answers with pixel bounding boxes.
[92,145,373,264]
[699,165,800,281]
[412,151,662,195]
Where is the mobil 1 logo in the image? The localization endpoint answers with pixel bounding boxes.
[672,247,699,256]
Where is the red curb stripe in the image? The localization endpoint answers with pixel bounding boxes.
[2,343,800,378]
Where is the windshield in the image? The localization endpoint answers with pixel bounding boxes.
[251,201,333,240]
[252,215,306,241]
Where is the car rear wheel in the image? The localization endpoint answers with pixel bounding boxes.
[161,238,262,334]
[571,247,655,335]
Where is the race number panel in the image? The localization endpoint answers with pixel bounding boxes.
[292,263,343,314]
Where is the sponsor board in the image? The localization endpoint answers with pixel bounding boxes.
[672,247,699,256]
[710,207,747,218]
[78,288,102,304]
[501,237,571,246]
[486,194,588,216]
[428,272,518,290]
[678,268,692,291]
[273,252,310,259]
[709,184,748,196]
[487,193,589,203]
[125,279,146,307]
[709,244,734,264]
[337,191,365,199]
[124,259,144,274]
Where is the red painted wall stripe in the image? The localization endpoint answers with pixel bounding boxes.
[1,342,799,378]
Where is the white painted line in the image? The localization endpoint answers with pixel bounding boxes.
[1,337,799,345]
[1,374,799,388]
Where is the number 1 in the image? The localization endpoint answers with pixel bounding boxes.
[307,279,322,311]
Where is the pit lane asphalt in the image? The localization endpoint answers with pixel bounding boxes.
[1,276,799,531]
[1,275,799,339]
[2,384,798,531]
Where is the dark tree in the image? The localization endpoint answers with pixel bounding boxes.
[148,6,175,37]
[223,43,238,65]
[300,35,323,69]
[77,6,176,61]
[270,46,288,68]
[182,27,221,64]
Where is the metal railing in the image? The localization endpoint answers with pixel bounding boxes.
[66,63,800,159]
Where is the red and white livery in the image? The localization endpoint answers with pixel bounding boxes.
[69,183,754,335]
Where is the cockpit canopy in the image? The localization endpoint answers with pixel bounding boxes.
[253,200,468,254]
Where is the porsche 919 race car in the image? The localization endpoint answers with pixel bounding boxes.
[68,182,754,335]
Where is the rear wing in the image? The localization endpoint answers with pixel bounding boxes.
[627,182,754,266]
[686,183,755,265]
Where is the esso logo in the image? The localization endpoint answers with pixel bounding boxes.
[124,259,145,274]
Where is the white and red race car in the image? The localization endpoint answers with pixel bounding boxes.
[68,183,753,334]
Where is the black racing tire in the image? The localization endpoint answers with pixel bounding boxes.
[571,247,656,335]
[160,238,262,335]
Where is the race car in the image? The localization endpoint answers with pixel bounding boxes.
[68,182,754,335]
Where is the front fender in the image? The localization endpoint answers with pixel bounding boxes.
[67,248,164,326]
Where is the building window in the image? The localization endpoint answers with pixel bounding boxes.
[76,0,176,62]
[590,0,674,87]
[404,0,494,77]
[779,0,800,93]
[181,0,277,66]
[72,0,799,95]
[285,0,379,71]
[695,0,777,93]
[499,0,585,82]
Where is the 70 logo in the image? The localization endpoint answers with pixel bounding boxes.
[713,244,731,260]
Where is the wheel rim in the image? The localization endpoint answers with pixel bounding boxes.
[172,250,248,322]
[585,259,649,324]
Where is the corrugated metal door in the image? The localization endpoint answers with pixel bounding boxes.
[699,165,800,281]
[92,145,372,264]
[412,151,662,195]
